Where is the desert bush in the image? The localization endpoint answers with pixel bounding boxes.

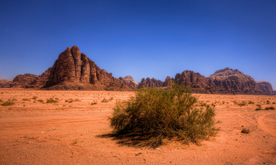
[1,100,15,106]
[273,102,276,104]
[101,98,109,103]
[91,102,97,105]
[0,99,3,103]
[248,101,254,104]
[255,104,262,111]
[38,99,44,103]
[109,84,217,148]
[22,98,30,101]
[267,100,270,104]
[32,96,37,100]
[46,98,58,103]
[75,99,81,102]
[241,128,250,134]
[265,106,275,110]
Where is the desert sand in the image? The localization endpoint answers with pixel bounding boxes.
[0,88,275,165]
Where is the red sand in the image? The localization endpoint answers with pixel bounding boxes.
[0,89,275,165]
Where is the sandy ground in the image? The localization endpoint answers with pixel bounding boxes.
[0,88,276,165]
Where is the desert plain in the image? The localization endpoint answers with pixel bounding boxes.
[0,88,276,165]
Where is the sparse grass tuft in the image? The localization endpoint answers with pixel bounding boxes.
[1,100,15,106]
[46,98,58,103]
[91,102,97,105]
[32,96,38,100]
[22,98,30,101]
[75,99,81,102]
[109,84,217,148]
[101,98,109,103]
[0,99,3,103]
[241,128,250,134]
[266,100,270,104]
[265,106,275,110]
[38,99,44,103]
[255,104,262,111]
[248,101,254,104]
[238,101,247,107]
[72,138,78,145]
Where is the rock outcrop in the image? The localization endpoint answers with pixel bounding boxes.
[44,45,134,90]
[206,68,264,94]
[139,67,270,95]
[0,79,11,88]
[138,78,163,88]
[256,81,273,95]
[274,90,276,95]
[124,76,138,87]
[10,74,38,88]
[29,67,53,88]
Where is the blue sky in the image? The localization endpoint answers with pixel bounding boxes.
[0,0,275,89]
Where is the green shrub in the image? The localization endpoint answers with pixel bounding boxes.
[265,106,275,110]
[46,98,58,103]
[91,102,97,105]
[248,101,254,104]
[255,104,262,111]
[238,102,246,107]
[109,84,217,148]
[1,100,15,106]
[241,128,250,134]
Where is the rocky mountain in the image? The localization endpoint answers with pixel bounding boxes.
[138,78,163,88]
[29,67,53,88]
[44,45,135,90]
[0,79,11,88]
[10,74,38,88]
[138,67,271,95]
[256,81,273,95]
[123,76,138,86]
[273,90,276,95]
[206,68,264,94]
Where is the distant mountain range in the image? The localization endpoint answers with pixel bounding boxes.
[0,45,274,95]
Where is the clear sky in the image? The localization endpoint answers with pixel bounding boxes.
[0,0,275,89]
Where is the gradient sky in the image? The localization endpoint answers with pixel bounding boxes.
[0,0,275,89]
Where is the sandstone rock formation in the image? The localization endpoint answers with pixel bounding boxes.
[274,90,276,95]
[29,67,53,88]
[139,67,271,95]
[206,68,264,94]
[10,74,38,88]
[0,79,11,88]
[124,76,138,86]
[138,78,163,88]
[44,45,134,90]
[256,81,273,95]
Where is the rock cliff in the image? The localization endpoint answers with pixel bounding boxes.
[256,81,273,95]
[10,74,38,88]
[0,79,11,88]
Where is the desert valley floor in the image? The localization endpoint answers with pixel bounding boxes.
[0,89,276,165]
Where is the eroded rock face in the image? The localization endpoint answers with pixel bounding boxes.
[0,79,11,88]
[257,81,273,95]
[29,67,53,88]
[10,74,38,88]
[207,67,264,94]
[138,78,163,88]
[274,90,276,95]
[45,45,134,90]
[123,76,138,87]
